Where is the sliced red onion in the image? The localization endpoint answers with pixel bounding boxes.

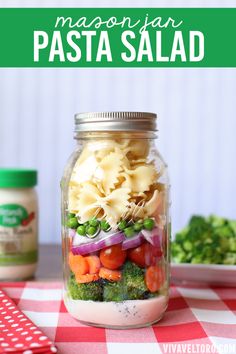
[71,231,125,256]
[73,233,94,247]
[68,229,76,238]
[141,227,163,247]
[71,240,105,255]
[122,232,144,250]
[104,232,125,247]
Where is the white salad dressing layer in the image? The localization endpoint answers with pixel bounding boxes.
[64,294,168,327]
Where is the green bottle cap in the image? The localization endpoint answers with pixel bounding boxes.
[0,169,37,188]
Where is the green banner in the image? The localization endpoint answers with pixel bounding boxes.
[0,8,235,67]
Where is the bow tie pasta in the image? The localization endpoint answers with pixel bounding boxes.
[75,182,130,227]
[121,165,157,193]
[68,138,167,229]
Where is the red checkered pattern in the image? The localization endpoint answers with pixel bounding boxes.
[1,282,236,354]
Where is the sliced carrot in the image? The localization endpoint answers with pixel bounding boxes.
[75,273,99,284]
[99,267,121,282]
[68,252,89,275]
[85,255,101,274]
[145,265,164,293]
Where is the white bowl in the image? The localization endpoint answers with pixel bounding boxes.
[171,263,236,287]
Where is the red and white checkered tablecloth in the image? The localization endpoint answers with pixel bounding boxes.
[1,282,236,354]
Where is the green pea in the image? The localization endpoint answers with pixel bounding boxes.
[89,218,100,227]
[86,226,97,237]
[134,222,143,232]
[118,220,127,231]
[101,220,110,231]
[68,213,75,219]
[67,217,79,229]
[143,218,155,231]
[124,226,135,238]
[77,225,86,236]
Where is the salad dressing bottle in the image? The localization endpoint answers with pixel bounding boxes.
[0,169,38,280]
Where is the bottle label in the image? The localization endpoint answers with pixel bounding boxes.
[0,204,37,266]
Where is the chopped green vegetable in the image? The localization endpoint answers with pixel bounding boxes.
[100,220,110,231]
[229,238,236,252]
[207,215,228,228]
[229,220,236,235]
[68,213,76,219]
[118,220,127,231]
[183,240,193,252]
[143,218,155,231]
[68,274,103,301]
[124,226,135,238]
[223,253,236,265]
[172,214,236,265]
[67,217,79,229]
[77,225,86,236]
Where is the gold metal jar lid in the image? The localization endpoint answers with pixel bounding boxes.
[74,112,157,132]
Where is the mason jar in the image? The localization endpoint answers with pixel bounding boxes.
[61,112,170,328]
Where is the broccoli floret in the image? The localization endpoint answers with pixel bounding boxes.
[122,260,144,278]
[103,280,125,302]
[189,216,210,234]
[186,216,212,248]
[103,262,148,302]
[122,261,148,300]
[68,274,103,301]
[189,215,206,226]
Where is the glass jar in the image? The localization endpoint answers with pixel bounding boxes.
[61,112,170,328]
[0,169,38,280]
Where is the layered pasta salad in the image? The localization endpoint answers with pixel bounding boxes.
[64,137,169,304]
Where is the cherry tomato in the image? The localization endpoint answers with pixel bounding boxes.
[128,242,162,268]
[100,244,127,270]
[145,265,165,293]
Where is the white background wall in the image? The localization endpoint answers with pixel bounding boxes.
[0,0,236,243]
